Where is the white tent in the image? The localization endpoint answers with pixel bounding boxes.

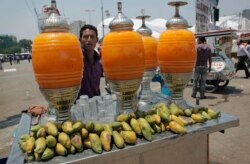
[97,17,195,40]
[97,17,167,40]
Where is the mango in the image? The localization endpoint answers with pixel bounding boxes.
[93,123,104,135]
[121,121,132,131]
[34,137,46,154]
[144,115,156,125]
[30,124,43,133]
[58,132,71,149]
[100,131,112,151]
[34,152,41,161]
[170,115,185,127]
[130,118,142,136]
[36,127,46,138]
[73,121,84,132]
[169,103,180,116]
[89,133,102,154]
[44,121,58,137]
[169,121,187,134]
[116,113,130,122]
[71,133,83,152]
[25,136,35,153]
[83,138,92,149]
[103,124,113,135]
[112,131,125,149]
[151,124,161,133]
[81,128,89,139]
[191,114,205,123]
[110,121,122,131]
[120,131,137,144]
[85,121,94,132]
[62,121,74,134]
[46,135,57,148]
[41,147,55,161]
[55,143,67,156]
[69,145,76,154]
[138,118,153,141]
[152,114,161,125]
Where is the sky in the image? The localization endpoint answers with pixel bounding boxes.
[0,0,249,41]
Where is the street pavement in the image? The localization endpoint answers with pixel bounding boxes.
[0,60,250,164]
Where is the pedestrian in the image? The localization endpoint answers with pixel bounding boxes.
[9,56,13,65]
[75,24,103,100]
[0,59,3,70]
[236,40,250,78]
[28,55,32,63]
[246,41,250,68]
[192,36,212,99]
[16,55,20,64]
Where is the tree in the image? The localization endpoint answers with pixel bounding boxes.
[0,35,32,54]
[19,39,32,52]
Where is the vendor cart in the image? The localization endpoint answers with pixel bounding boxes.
[194,29,237,92]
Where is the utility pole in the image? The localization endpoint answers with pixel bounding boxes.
[101,0,105,38]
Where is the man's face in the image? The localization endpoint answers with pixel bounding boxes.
[80,29,98,52]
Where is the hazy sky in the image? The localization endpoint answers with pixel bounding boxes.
[0,0,249,40]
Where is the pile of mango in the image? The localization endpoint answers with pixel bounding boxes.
[18,102,220,162]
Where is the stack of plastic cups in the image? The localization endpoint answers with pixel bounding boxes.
[88,98,98,122]
[70,104,77,121]
[97,98,106,122]
[77,95,90,122]
[103,94,115,122]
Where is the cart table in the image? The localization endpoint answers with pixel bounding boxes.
[7,112,239,164]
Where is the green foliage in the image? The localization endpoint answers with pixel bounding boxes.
[19,39,32,52]
[0,35,32,54]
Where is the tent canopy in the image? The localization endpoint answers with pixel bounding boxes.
[97,17,195,40]
[97,17,167,40]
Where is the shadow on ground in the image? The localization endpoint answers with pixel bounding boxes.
[0,114,21,129]
[212,86,243,95]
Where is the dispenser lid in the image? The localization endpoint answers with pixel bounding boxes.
[43,0,69,32]
[136,15,152,36]
[109,2,134,31]
[166,1,189,29]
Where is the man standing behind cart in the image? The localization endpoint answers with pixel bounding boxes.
[75,24,103,100]
[192,36,212,99]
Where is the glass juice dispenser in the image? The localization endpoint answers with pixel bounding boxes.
[136,14,158,110]
[157,1,196,108]
[102,2,145,114]
[32,0,83,122]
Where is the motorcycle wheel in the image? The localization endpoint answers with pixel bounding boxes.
[218,80,229,88]
[205,80,219,93]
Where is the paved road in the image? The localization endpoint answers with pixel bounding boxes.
[0,60,249,164]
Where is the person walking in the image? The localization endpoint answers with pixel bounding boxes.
[236,40,250,78]
[192,36,212,99]
[28,55,32,63]
[75,24,103,100]
[9,56,13,65]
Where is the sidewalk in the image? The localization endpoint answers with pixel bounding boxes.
[0,61,250,163]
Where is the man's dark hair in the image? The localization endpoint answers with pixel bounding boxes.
[79,24,98,40]
[198,36,206,43]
